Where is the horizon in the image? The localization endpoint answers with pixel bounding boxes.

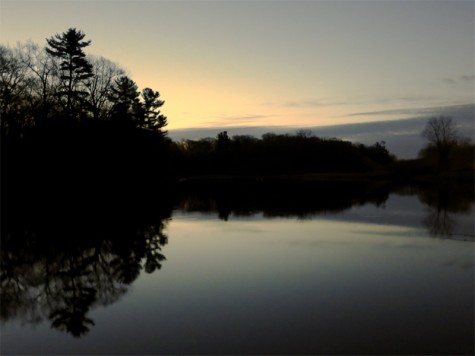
[168,103,475,158]
[2,2,474,352]
[1,0,473,134]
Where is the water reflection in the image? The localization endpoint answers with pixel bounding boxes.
[1,192,172,337]
[177,179,474,240]
[1,180,473,339]
[177,179,391,220]
[418,182,474,239]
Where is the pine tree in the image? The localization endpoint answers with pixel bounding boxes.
[141,88,167,132]
[109,76,141,126]
[46,28,93,116]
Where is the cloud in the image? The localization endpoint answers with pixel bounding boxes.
[284,100,322,108]
[262,98,352,108]
[442,75,475,85]
[271,96,440,110]
[349,103,474,117]
[396,95,436,103]
[442,78,457,85]
[202,114,272,127]
[460,75,475,82]
[349,107,430,117]
[169,103,475,159]
[220,114,270,121]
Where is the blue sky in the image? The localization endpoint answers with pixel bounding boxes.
[1,0,474,141]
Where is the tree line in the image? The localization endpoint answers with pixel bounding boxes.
[1,28,473,192]
[172,130,395,175]
[1,28,167,139]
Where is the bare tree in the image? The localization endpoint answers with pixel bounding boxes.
[422,116,459,147]
[85,56,125,120]
[0,45,31,135]
[421,116,460,171]
[18,41,61,120]
[296,128,314,138]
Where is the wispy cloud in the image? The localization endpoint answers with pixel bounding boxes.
[442,78,457,85]
[349,103,474,117]
[460,75,475,83]
[442,75,475,85]
[284,100,322,108]
[370,95,440,106]
[299,99,367,108]
[395,95,437,103]
[269,96,439,109]
[349,107,431,117]
[202,114,272,127]
[262,98,354,108]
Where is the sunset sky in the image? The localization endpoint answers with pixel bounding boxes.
[1,0,474,131]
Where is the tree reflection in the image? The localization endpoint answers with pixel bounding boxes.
[177,178,474,240]
[424,208,455,237]
[414,182,474,239]
[176,178,391,220]
[1,194,172,338]
[2,179,473,338]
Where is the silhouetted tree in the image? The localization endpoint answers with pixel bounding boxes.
[18,41,61,121]
[2,29,171,140]
[216,131,230,151]
[365,141,395,165]
[108,75,141,125]
[422,116,459,147]
[421,116,459,172]
[172,131,398,176]
[0,45,30,136]
[85,56,124,120]
[141,87,167,132]
[46,28,93,117]
[296,128,314,138]
[215,131,231,171]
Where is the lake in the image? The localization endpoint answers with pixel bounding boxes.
[1,181,474,354]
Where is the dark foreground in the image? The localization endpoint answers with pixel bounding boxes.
[2,177,474,355]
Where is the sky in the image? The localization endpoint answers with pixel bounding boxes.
[1,0,474,136]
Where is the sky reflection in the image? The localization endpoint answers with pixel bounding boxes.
[130,207,473,354]
[2,193,473,354]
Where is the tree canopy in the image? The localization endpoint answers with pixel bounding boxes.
[0,28,168,137]
[3,27,472,186]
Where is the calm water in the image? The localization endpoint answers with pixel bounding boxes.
[2,186,474,354]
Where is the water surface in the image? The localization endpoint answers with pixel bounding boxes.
[2,185,474,354]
